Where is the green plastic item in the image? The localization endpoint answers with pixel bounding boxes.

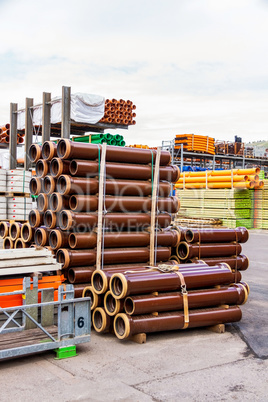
[91,134,104,141]
[114,134,121,141]
[90,138,106,144]
[109,139,116,145]
[119,140,126,147]
[54,345,77,359]
[104,133,112,140]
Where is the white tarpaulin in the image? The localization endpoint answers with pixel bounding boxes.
[17,93,105,129]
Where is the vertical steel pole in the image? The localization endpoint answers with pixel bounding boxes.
[61,86,71,139]
[42,92,51,144]
[9,103,18,170]
[180,143,183,173]
[24,98,34,170]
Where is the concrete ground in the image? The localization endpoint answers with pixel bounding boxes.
[0,230,267,402]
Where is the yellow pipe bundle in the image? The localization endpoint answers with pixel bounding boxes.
[175,134,215,155]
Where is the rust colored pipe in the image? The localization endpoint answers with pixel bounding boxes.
[57,247,171,269]
[49,229,70,250]
[21,223,35,243]
[57,175,171,197]
[50,158,71,178]
[110,264,241,299]
[29,177,43,195]
[29,209,44,228]
[187,255,249,271]
[44,210,58,229]
[15,238,29,248]
[92,307,113,333]
[124,283,248,315]
[49,193,70,212]
[43,175,57,195]
[74,284,90,298]
[9,222,22,241]
[3,237,14,249]
[68,267,95,284]
[34,227,52,247]
[36,160,50,178]
[82,286,103,310]
[37,194,50,212]
[57,139,171,165]
[29,144,42,163]
[42,141,58,161]
[104,291,124,316]
[0,221,10,238]
[114,306,242,340]
[69,160,179,182]
[177,242,242,260]
[59,210,171,231]
[69,195,180,214]
[69,230,179,249]
[184,227,249,244]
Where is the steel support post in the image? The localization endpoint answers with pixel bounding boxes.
[24,98,34,170]
[61,86,71,139]
[9,103,18,169]
[42,92,51,144]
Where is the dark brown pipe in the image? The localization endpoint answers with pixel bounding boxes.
[57,175,171,197]
[92,307,113,333]
[82,286,103,310]
[43,175,57,195]
[49,229,70,250]
[29,177,43,195]
[68,267,95,284]
[3,237,14,249]
[69,230,179,249]
[36,160,50,178]
[57,247,171,269]
[69,160,179,182]
[9,222,22,241]
[59,210,171,231]
[185,227,249,244]
[34,227,52,247]
[74,284,89,298]
[29,209,44,228]
[15,238,29,248]
[69,195,180,214]
[37,194,50,212]
[110,264,241,299]
[57,139,171,165]
[29,144,42,163]
[114,306,242,339]
[21,223,35,243]
[124,283,248,315]
[49,193,70,212]
[42,141,58,161]
[44,210,58,229]
[0,221,10,238]
[187,255,249,271]
[177,242,242,260]
[50,158,71,178]
[104,291,124,316]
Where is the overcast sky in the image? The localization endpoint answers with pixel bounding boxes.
[1,0,268,146]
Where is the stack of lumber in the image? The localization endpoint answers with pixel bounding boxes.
[253,180,268,229]
[0,124,24,144]
[173,216,222,228]
[175,168,262,190]
[28,139,180,299]
[0,248,61,276]
[100,99,136,126]
[177,188,254,229]
[72,133,125,146]
[175,134,215,155]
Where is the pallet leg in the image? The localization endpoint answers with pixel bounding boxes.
[54,345,77,359]
[207,324,225,334]
[129,333,146,344]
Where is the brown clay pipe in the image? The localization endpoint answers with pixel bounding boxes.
[69,195,179,214]
[44,210,59,229]
[57,175,171,197]
[37,194,50,212]
[50,158,71,178]
[92,307,113,333]
[113,306,242,340]
[59,210,172,231]
[49,193,70,212]
[69,160,179,182]
[184,227,249,244]
[187,255,249,271]
[43,175,57,195]
[0,221,10,238]
[9,222,22,241]
[30,177,43,195]
[34,227,52,247]
[35,160,50,178]
[68,267,95,284]
[29,209,44,228]
[177,242,242,260]
[57,139,171,165]
[29,144,42,163]
[21,223,36,243]
[42,141,58,161]
[49,229,70,250]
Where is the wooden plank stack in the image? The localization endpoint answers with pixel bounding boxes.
[253,179,268,229]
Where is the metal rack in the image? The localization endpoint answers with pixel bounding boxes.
[162,140,268,171]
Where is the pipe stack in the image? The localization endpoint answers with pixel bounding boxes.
[28,139,180,297]
[100,99,136,126]
[0,221,34,249]
[72,133,126,147]
[175,134,215,155]
[0,124,24,144]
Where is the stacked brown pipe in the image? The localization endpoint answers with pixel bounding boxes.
[0,221,32,248]
[28,139,180,294]
[0,124,24,144]
[100,99,136,126]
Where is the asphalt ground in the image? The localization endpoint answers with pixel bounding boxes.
[0,230,267,401]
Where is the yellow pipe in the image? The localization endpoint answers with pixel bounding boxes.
[177,175,248,183]
[179,168,260,178]
[175,181,255,189]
